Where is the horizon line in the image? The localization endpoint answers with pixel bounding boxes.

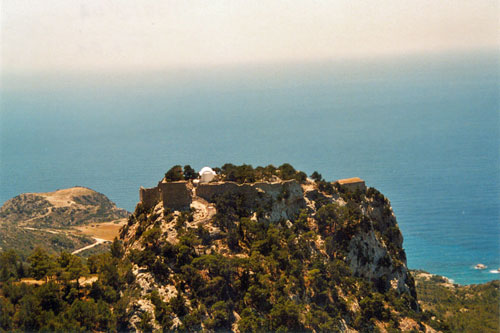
[2,47,498,77]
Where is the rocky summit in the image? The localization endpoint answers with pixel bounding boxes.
[116,164,430,332]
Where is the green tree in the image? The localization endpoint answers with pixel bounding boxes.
[110,237,124,259]
[142,227,162,251]
[0,297,15,330]
[311,171,323,182]
[67,299,99,331]
[183,165,197,180]
[28,247,56,281]
[36,281,63,314]
[359,293,391,321]
[137,311,154,332]
[294,171,307,183]
[278,163,296,180]
[170,291,188,317]
[165,165,184,182]
[204,301,232,330]
[57,252,88,291]
[0,249,19,281]
[269,298,303,331]
[14,294,42,330]
[238,307,266,332]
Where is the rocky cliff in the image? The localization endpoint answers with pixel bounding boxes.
[116,168,429,332]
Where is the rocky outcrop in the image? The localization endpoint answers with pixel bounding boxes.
[123,175,420,331]
[342,201,414,297]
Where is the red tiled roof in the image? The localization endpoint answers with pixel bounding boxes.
[337,177,364,184]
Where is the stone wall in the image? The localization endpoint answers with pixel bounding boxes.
[195,182,241,203]
[196,180,305,222]
[337,178,366,192]
[139,179,306,219]
[158,181,192,211]
[139,186,160,211]
[340,181,366,192]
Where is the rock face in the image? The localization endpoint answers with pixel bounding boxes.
[302,185,416,298]
[121,176,420,332]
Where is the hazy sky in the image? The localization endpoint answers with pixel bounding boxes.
[1,0,498,72]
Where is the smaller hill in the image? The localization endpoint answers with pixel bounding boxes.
[413,270,499,332]
[0,186,128,228]
[0,187,129,255]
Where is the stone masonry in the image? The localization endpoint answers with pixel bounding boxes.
[337,177,366,192]
[139,186,160,211]
[158,181,192,211]
[139,178,306,221]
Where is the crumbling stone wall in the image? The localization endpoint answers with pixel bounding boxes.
[196,182,251,202]
[196,180,305,222]
[158,181,192,211]
[196,180,301,202]
[139,179,305,219]
[339,181,366,192]
[139,186,160,211]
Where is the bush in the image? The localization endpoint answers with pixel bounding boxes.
[165,165,184,182]
[269,298,303,331]
[204,301,231,330]
[183,165,197,180]
[311,171,323,182]
[359,293,391,321]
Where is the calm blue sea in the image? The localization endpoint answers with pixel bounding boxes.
[1,51,498,285]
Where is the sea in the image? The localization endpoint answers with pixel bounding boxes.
[1,51,498,285]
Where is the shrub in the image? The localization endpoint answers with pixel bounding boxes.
[183,165,197,180]
[310,171,323,182]
[165,165,184,182]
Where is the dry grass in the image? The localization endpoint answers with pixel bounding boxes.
[74,219,127,241]
[18,275,99,286]
[18,278,45,285]
[35,186,96,207]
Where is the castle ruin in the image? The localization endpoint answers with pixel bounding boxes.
[139,174,366,221]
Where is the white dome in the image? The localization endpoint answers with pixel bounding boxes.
[199,166,216,183]
[199,167,216,176]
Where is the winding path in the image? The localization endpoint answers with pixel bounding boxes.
[72,237,107,255]
[23,226,109,255]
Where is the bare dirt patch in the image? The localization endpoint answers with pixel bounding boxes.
[17,275,99,286]
[18,278,45,285]
[38,187,96,207]
[74,219,127,241]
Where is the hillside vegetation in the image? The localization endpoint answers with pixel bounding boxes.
[0,165,497,332]
[413,270,499,332]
